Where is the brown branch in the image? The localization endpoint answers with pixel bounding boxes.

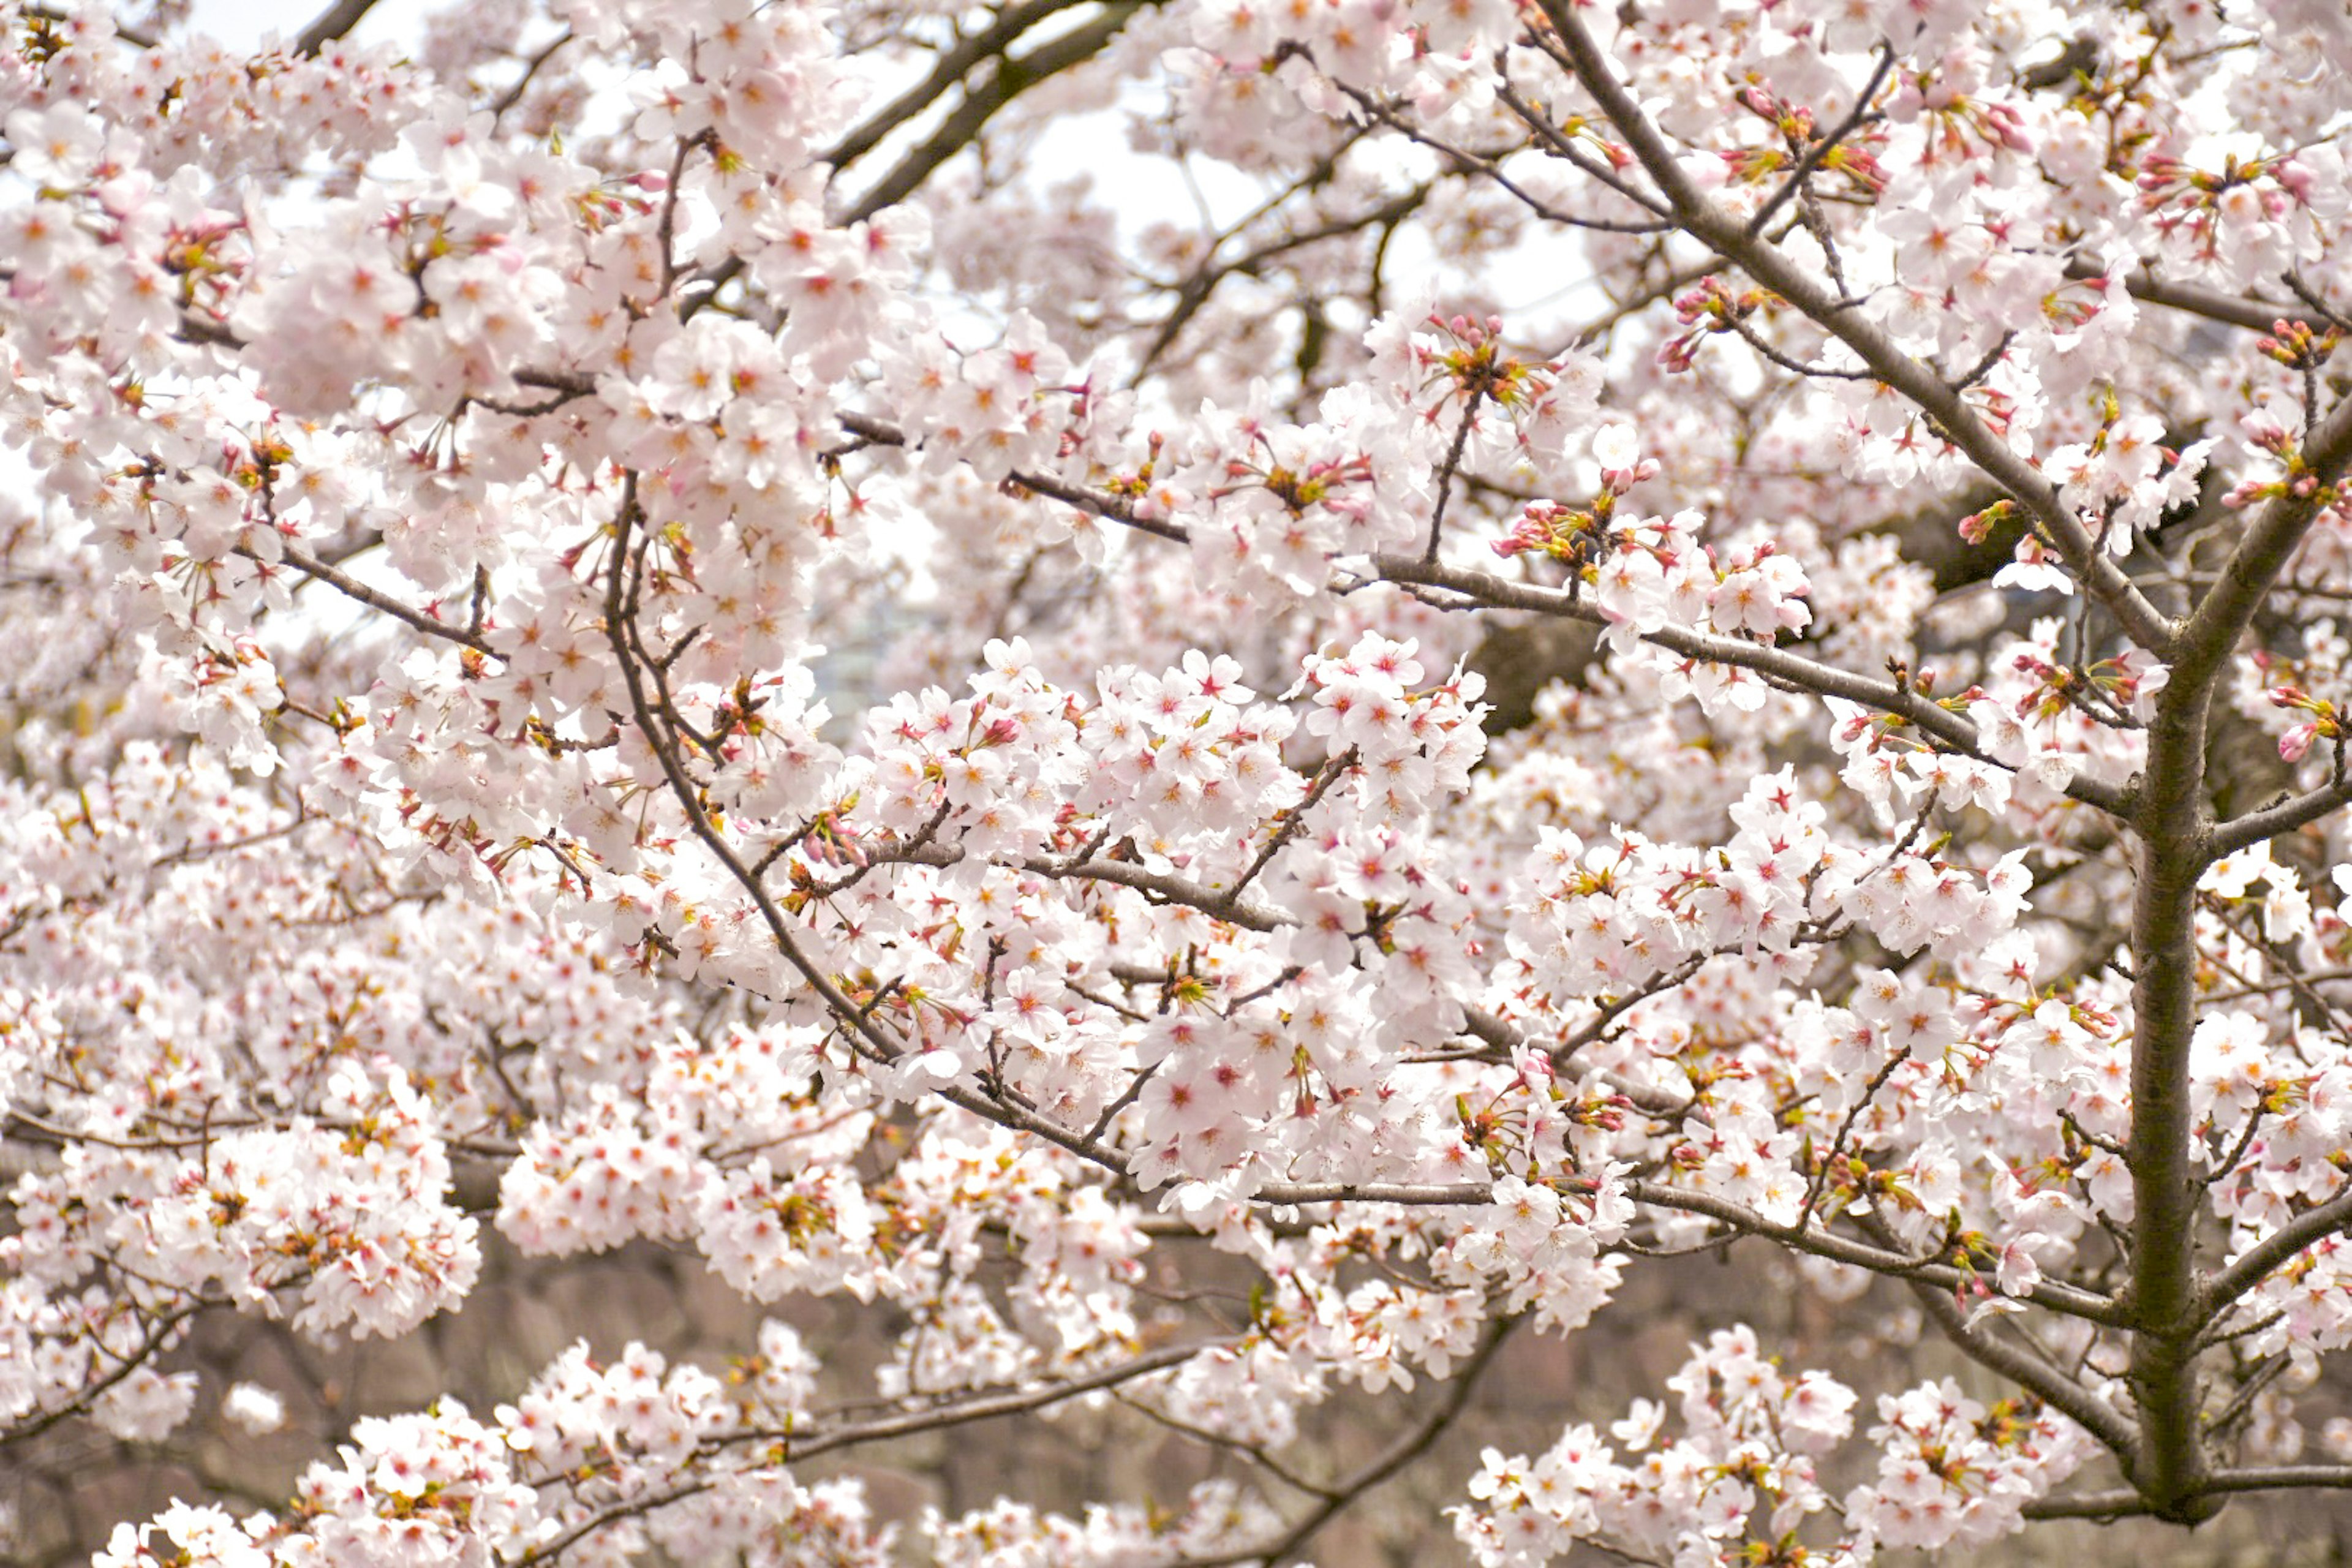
[1339,85,1673,236]
[1174,1314,1521,1567]
[490,30,573,119]
[1532,0,2174,656]
[1623,1179,2128,1327]
[824,0,1084,170]
[2119,391,2352,1518]
[293,0,379,56]
[1875,1221,2139,1457]
[839,1,1152,224]
[0,1303,212,1450]
[2173,393,2352,702]
[530,1341,1224,1563]
[834,410,1190,544]
[2199,1186,2352,1326]
[2022,1489,2157,1520]
[2062,258,2293,336]
[1370,553,2133,816]
[249,545,494,655]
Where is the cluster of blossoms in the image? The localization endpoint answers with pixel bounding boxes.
[1457,1332,2092,1566]
[13,0,2352,1562]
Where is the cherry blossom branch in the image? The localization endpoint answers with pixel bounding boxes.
[489,29,572,119]
[1893,1261,2138,1457]
[1369,553,2134,816]
[1488,77,1673,219]
[1742,43,1895,238]
[0,1302,211,1450]
[1619,1179,2129,1327]
[608,588,1640,1191]
[2198,1186,2352,1327]
[1533,0,2176,657]
[1718,311,1878,381]
[863,839,1290,929]
[728,1340,1223,1455]
[593,497,1208,1191]
[1478,18,2332,1511]
[832,410,1190,544]
[1111,1391,1340,1498]
[250,543,494,655]
[831,416,2133,827]
[2020,1488,2155,1520]
[2202,1466,2352,1493]
[2029,1464,2352,1522]
[527,1340,1225,1564]
[1174,1313,1520,1567]
[1222,745,1357,909]
[2173,393,2352,709]
[598,478,924,1086]
[1796,1044,1907,1228]
[1137,182,1428,377]
[1243,1170,2129,1327]
[1423,387,1485,559]
[2060,258,2292,336]
[1338,83,1675,235]
[2210,767,2352,859]
[2199,897,2352,1048]
[2117,389,2352,1518]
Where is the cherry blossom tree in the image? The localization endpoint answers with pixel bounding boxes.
[7,0,2352,1559]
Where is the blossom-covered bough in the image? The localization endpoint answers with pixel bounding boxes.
[6,0,2352,1560]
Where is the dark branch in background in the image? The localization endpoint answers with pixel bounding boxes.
[528,1341,1224,1564]
[824,0,1087,170]
[837,1,1153,224]
[1136,182,1429,379]
[1175,1314,1521,1568]
[491,31,575,120]
[27,3,154,47]
[292,0,379,56]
